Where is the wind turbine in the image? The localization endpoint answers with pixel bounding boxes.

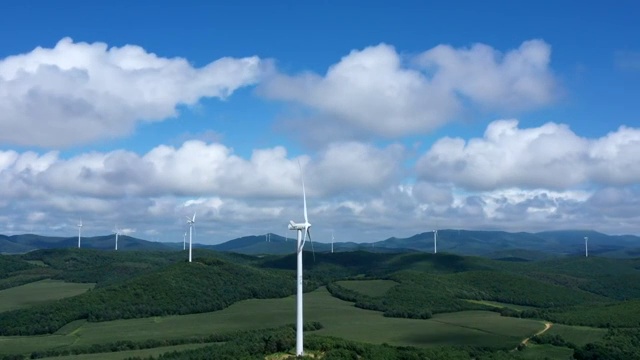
[113,226,120,251]
[183,231,187,251]
[433,229,438,254]
[288,164,312,357]
[186,212,196,262]
[331,231,334,254]
[584,236,588,257]
[77,221,83,248]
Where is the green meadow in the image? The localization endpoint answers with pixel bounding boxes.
[334,279,398,297]
[0,279,94,313]
[0,287,545,355]
[545,323,607,346]
[464,299,538,311]
[38,343,214,360]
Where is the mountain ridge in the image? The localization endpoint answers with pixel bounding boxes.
[1,230,639,259]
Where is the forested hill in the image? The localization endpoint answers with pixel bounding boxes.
[0,250,294,335]
[0,234,177,253]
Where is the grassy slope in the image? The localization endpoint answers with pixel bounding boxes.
[0,279,94,312]
[334,279,397,297]
[0,287,545,355]
[545,324,607,346]
[38,343,214,360]
[519,344,574,360]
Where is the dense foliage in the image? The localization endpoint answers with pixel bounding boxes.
[21,249,186,286]
[573,328,640,359]
[2,248,640,358]
[0,257,294,335]
[0,255,58,290]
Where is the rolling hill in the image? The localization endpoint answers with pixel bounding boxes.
[1,229,639,259]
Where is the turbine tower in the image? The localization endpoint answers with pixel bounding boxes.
[186,212,196,262]
[433,229,438,254]
[113,226,120,251]
[331,231,334,254]
[584,236,588,257]
[288,164,312,357]
[77,221,83,248]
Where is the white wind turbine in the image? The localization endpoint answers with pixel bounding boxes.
[433,229,438,254]
[113,226,120,251]
[331,231,334,254]
[77,221,83,248]
[584,236,588,257]
[288,164,312,357]
[186,212,196,262]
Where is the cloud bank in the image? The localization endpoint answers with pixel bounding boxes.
[0,37,269,147]
[261,40,557,139]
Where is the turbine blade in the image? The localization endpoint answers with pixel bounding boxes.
[299,161,308,223]
[308,228,315,262]
[192,212,196,222]
[300,225,307,253]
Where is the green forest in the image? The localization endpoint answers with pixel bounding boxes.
[0,247,639,359]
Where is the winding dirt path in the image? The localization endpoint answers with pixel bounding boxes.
[514,321,553,350]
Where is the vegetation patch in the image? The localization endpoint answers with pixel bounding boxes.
[0,279,94,313]
[334,279,397,297]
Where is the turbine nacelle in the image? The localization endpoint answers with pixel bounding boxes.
[288,221,310,231]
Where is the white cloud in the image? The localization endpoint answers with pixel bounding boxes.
[0,37,269,148]
[417,39,556,110]
[0,140,401,203]
[309,142,404,194]
[417,120,640,190]
[261,40,556,139]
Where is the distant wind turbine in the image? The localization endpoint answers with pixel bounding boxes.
[584,236,588,257]
[288,163,312,357]
[77,221,83,248]
[186,212,196,262]
[433,229,438,254]
[113,226,120,251]
[331,231,334,254]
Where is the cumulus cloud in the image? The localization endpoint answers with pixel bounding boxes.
[417,39,556,109]
[417,120,640,190]
[0,37,269,148]
[260,40,557,139]
[0,140,402,202]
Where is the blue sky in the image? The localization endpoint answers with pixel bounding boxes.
[0,1,639,243]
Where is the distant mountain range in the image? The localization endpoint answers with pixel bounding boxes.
[1,230,639,259]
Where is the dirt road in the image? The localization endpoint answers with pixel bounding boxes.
[514,322,553,350]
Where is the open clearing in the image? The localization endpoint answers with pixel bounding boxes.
[39,343,214,360]
[0,279,94,313]
[464,299,538,311]
[334,279,397,297]
[545,323,607,346]
[0,287,546,355]
[519,344,574,360]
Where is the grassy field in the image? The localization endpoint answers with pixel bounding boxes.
[39,343,215,360]
[334,279,397,297]
[545,323,607,346]
[519,344,574,360]
[0,287,546,356]
[0,279,94,312]
[464,299,537,311]
[25,260,48,267]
